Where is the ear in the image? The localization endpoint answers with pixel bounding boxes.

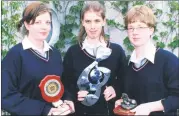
[24,21,30,31]
[149,27,154,35]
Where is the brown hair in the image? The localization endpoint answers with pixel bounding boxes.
[78,1,106,42]
[124,5,156,29]
[17,2,51,35]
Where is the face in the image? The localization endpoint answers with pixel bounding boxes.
[25,12,51,41]
[82,11,106,39]
[127,21,154,48]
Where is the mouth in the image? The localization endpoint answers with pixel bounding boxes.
[40,32,47,36]
[90,31,97,34]
[133,37,140,40]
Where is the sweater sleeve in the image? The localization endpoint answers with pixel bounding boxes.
[114,47,127,99]
[108,46,127,102]
[1,47,52,115]
[61,47,76,101]
[162,52,179,113]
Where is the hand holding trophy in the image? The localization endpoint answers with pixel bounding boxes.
[39,75,73,115]
[114,93,137,116]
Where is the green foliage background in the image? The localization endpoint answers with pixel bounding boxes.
[1,1,179,115]
[2,1,179,59]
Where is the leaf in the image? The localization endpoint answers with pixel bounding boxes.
[153,35,158,41]
[157,42,165,48]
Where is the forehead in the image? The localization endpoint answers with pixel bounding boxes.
[128,21,148,27]
[35,12,51,20]
[83,11,103,20]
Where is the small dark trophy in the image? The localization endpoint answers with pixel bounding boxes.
[113,93,137,116]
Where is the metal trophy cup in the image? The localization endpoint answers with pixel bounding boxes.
[39,75,64,105]
[113,93,137,116]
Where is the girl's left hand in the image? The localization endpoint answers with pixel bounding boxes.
[103,86,116,101]
[130,103,152,115]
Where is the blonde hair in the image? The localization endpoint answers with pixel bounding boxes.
[78,1,107,42]
[125,5,156,29]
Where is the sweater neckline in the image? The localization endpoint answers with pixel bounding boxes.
[132,48,160,71]
[79,41,110,60]
[30,48,49,62]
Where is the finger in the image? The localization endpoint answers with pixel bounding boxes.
[52,100,63,108]
[104,93,110,99]
[115,99,122,107]
[78,97,85,101]
[104,93,111,101]
[115,103,119,108]
[59,109,71,115]
[52,108,70,115]
[78,91,88,98]
[106,94,115,101]
[78,90,88,95]
[64,100,75,113]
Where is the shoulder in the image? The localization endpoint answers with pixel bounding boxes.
[109,42,125,56]
[156,48,179,66]
[4,43,23,58]
[157,48,178,61]
[2,43,23,67]
[66,44,81,53]
[50,46,62,54]
[109,42,124,51]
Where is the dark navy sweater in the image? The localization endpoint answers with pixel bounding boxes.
[123,49,179,115]
[2,43,63,115]
[62,42,126,115]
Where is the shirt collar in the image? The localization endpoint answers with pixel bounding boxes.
[22,36,52,52]
[82,37,107,50]
[128,41,156,65]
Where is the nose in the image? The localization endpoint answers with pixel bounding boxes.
[90,22,95,29]
[132,28,138,34]
[41,23,50,29]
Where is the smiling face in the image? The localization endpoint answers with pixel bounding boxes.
[127,21,154,48]
[25,12,51,41]
[82,10,106,39]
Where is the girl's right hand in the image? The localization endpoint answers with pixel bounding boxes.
[77,90,89,101]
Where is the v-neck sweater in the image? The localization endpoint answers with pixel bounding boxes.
[62,42,127,115]
[123,48,179,115]
[2,43,63,115]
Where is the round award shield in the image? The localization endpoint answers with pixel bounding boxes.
[39,75,64,103]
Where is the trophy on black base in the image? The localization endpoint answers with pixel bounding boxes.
[113,93,137,116]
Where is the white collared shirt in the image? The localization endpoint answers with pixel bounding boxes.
[22,36,52,57]
[129,41,156,66]
[82,38,107,56]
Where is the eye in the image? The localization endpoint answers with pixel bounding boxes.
[46,21,51,25]
[35,21,41,24]
[127,27,133,30]
[95,19,100,23]
[85,20,91,23]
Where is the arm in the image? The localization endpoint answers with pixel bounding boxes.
[113,47,127,100]
[1,48,52,115]
[131,52,179,115]
[105,46,127,102]
[162,53,179,113]
[61,47,75,101]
